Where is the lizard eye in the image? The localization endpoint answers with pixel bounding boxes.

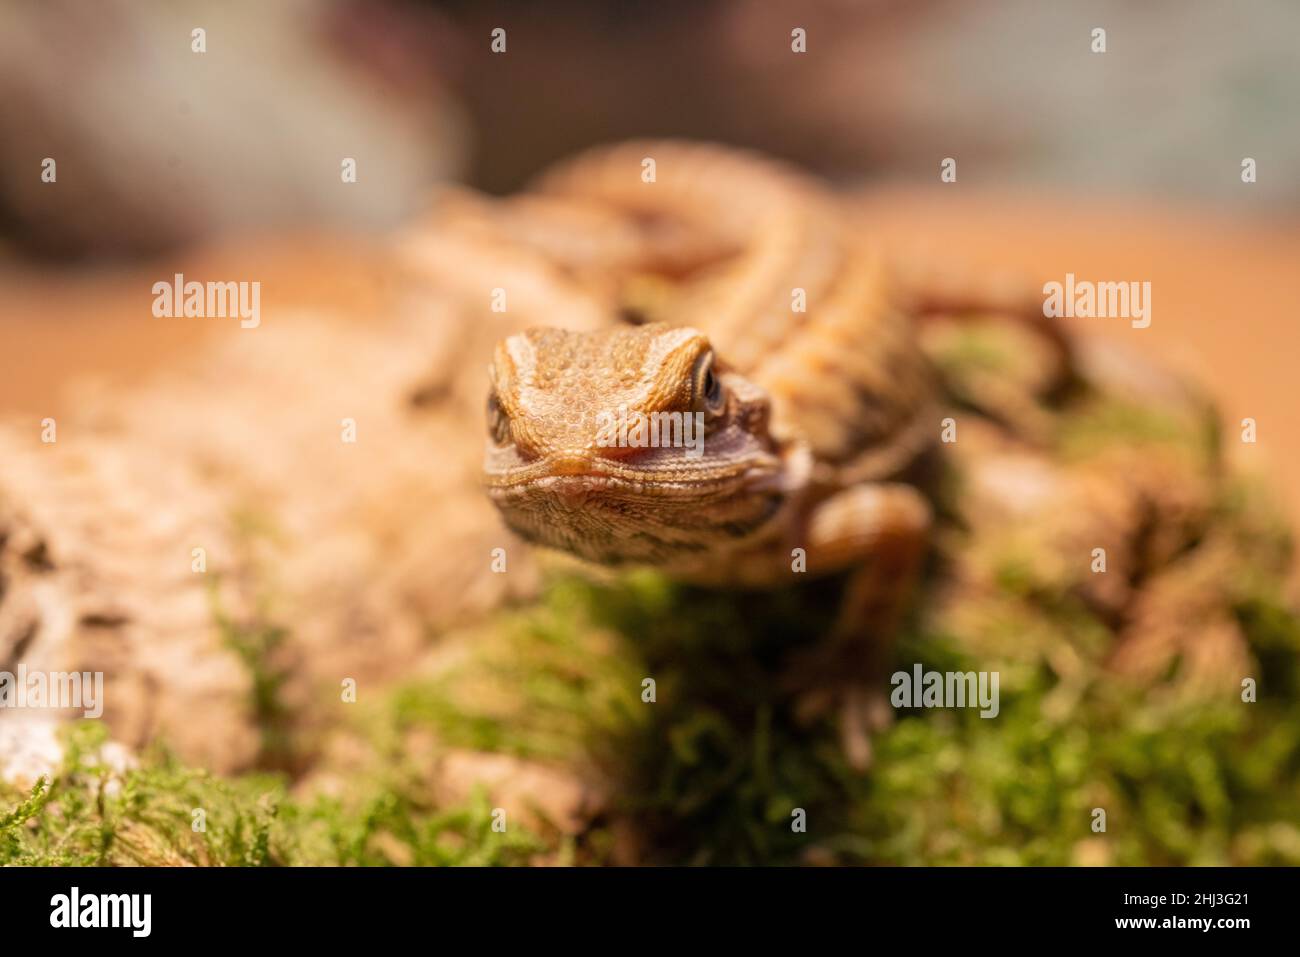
[695,352,726,415]
[486,393,511,445]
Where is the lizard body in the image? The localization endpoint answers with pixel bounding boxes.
[477,142,1050,575]
[442,141,1069,764]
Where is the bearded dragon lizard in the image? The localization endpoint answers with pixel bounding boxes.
[429,141,1071,767]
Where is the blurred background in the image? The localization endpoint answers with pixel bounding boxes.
[2,0,1299,521]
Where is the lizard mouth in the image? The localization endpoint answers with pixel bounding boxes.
[485,460,791,562]
[485,464,770,505]
[484,450,781,501]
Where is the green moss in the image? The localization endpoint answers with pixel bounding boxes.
[931,326,1021,378]
[1055,393,1217,466]
[0,723,545,866]
[380,538,1300,865]
[216,611,295,771]
[7,531,1298,866]
[0,723,276,866]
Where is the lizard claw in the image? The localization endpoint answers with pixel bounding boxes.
[783,646,894,771]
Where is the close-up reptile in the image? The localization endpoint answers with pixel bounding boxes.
[417,141,1078,767]
[3,0,1300,900]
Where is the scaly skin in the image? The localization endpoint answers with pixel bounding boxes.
[464,141,1068,766]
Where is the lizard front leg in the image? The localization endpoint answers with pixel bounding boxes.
[785,482,932,770]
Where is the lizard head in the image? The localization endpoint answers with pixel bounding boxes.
[483,323,791,564]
